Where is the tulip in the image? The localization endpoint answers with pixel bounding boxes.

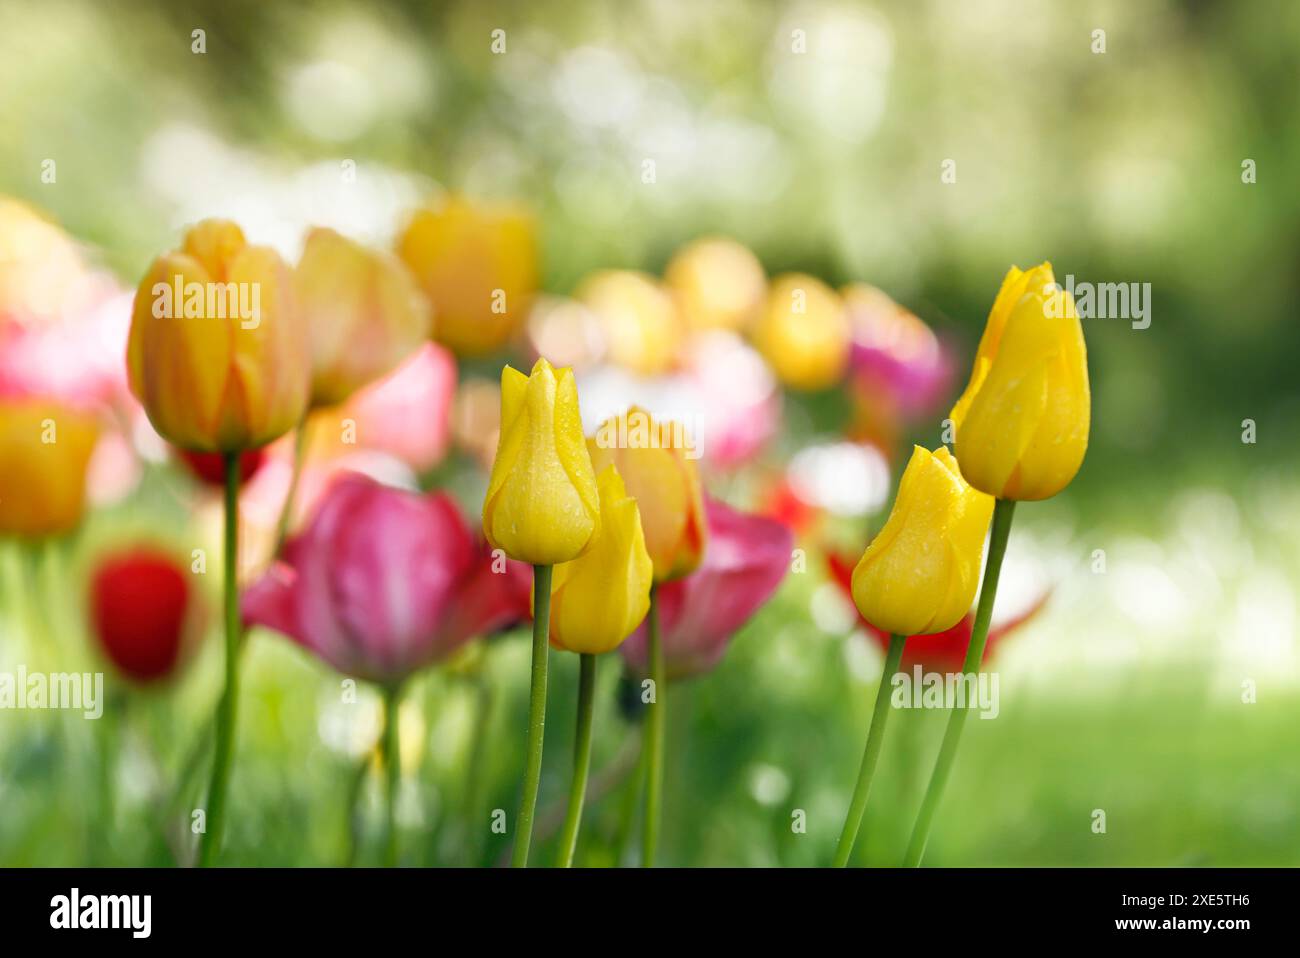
[843,284,954,455]
[547,466,653,867]
[948,262,1089,501]
[589,406,706,583]
[752,273,850,391]
[127,219,309,453]
[345,342,456,473]
[905,262,1089,867]
[664,237,766,332]
[576,270,683,376]
[620,497,792,680]
[483,357,600,566]
[396,196,538,358]
[0,397,99,537]
[588,405,708,865]
[682,332,780,470]
[90,547,194,682]
[0,196,86,322]
[834,445,991,867]
[244,473,519,682]
[128,219,308,865]
[850,446,993,638]
[244,472,531,866]
[481,355,599,867]
[826,551,1047,672]
[548,466,653,655]
[296,226,432,408]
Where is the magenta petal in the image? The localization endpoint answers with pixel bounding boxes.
[624,497,792,680]
[246,471,482,684]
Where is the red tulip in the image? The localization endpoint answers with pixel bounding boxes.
[177,446,266,487]
[89,547,194,683]
[622,497,792,680]
[243,472,529,684]
[825,551,1047,671]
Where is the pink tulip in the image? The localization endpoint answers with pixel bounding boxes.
[243,472,530,684]
[345,342,456,473]
[622,497,792,680]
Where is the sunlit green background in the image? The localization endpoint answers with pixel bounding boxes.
[1,0,1298,866]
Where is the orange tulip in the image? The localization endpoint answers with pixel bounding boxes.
[296,227,431,407]
[0,398,99,537]
[396,197,538,358]
[589,407,707,582]
[127,220,309,452]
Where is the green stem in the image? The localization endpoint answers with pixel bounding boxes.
[833,633,907,867]
[511,563,552,867]
[642,585,665,867]
[342,754,370,867]
[556,652,597,867]
[613,724,647,865]
[272,418,311,556]
[903,498,1016,867]
[198,452,243,867]
[382,683,403,867]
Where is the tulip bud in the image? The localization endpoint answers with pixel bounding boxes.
[127,219,309,452]
[0,398,99,537]
[545,466,653,654]
[753,273,851,391]
[949,262,1090,500]
[483,358,600,565]
[396,196,538,358]
[90,547,194,682]
[664,237,766,332]
[851,446,993,637]
[296,227,432,408]
[575,270,683,376]
[589,407,706,582]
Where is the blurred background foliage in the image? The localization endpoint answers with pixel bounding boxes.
[1,0,1298,866]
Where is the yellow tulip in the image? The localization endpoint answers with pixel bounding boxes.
[589,407,706,582]
[483,357,600,565]
[664,237,766,332]
[396,196,538,358]
[753,273,850,391]
[127,220,309,452]
[0,197,87,320]
[851,446,993,637]
[576,270,683,376]
[547,466,653,654]
[949,262,1090,500]
[296,227,432,407]
[0,399,99,537]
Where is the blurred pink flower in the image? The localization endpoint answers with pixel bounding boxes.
[344,342,456,473]
[0,277,133,414]
[843,284,953,420]
[622,497,792,680]
[683,331,780,470]
[243,472,529,684]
